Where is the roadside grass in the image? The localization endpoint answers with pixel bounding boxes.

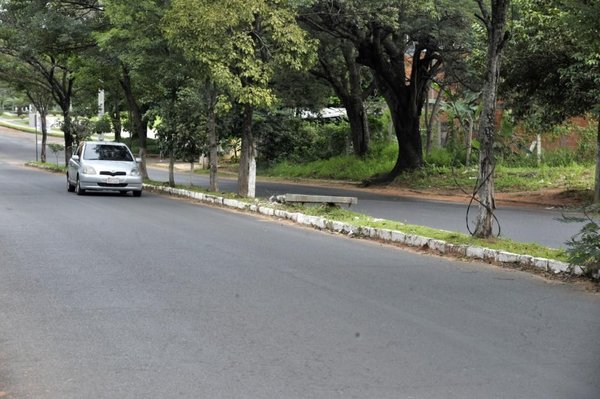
[286,204,568,262]
[264,156,395,181]
[26,161,66,173]
[393,164,593,192]
[263,152,593,193]
[1,113,27,121]
[0,119,63,136]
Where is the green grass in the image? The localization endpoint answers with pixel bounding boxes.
[392,164,593,192]
[265,155,395,181]
[263,150,593,193]
[286,204,568,262]
[1,113,28,121]
[26,161,66,173]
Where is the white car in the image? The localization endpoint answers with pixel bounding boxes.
[67,141,143,197]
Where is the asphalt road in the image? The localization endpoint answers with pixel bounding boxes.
[1,132,599,398]
[0,128,583,248]
[147,165,584,251]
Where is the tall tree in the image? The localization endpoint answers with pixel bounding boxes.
[0,55,53,162]
[165,0,316,198]
[95,0,175,179]
[0,0,100,163]
[503,0,600,203]
[311,38,374,157]
[300,0,472,183]
[472,0,511,238]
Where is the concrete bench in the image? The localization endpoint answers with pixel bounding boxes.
[274,193,358,207]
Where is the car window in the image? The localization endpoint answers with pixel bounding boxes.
[83,144,133,161]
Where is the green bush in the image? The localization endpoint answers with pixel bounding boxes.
[123,138,160,156]
[47,143,65,165]
[424,144,467,168]
[266,154,395,181]
[541,148,579,167]
[561,209,600,278]
[255,113,352,165]
[94,114,112,134]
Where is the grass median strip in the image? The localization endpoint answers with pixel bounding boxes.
[146,180,568,263]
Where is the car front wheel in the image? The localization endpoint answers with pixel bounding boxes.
[67,174,75,192]
[75,176,86,196]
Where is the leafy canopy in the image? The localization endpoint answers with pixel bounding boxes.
[164,0,317,108]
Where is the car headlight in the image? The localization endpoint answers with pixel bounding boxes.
[130,168,140,176]
[82,166,96,175]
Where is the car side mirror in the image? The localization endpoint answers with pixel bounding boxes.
[71,155,80,162]
[135,157,142,163]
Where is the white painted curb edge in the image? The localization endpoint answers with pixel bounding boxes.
[146,184,585,277]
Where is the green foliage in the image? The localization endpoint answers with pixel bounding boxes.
[266,154,395,181]
[94,114,112,134]
[164,0,317,110]
[123,138,160,156]
[425,147,464,167]
[47,143,65,165]
[256,114,351,164]
[70,117,94,145]
[153,86,206,163]
[504,0,600,124]
[561,209,600,277]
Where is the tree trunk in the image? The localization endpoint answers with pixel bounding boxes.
[40,109,47,163]
[465,114,474,167]
[389,106,424,176]
[365,91,423,184]
[473,0,510,238]
[536,133,542,166]
[61,107,74,165]
[206,84,219,192]
[110,89,122,142]
[342,43,370,157]
[594,120,600,203]
[313,41,372,158]
[168,148,175,187]
[120,64,148,179]
[237,104,255,198]
[345,96,370,157]
[426,86,444,156]
[137,120,148,179]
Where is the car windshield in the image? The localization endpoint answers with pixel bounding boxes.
[83,144,133,161]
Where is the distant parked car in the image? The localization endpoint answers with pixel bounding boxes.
[67,141,143,197]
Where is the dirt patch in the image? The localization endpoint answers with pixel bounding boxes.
[282,181,591,210]
[366,187,591,209]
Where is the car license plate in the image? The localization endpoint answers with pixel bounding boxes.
[107,177,120,184]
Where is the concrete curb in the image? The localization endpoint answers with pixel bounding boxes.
[146,184,585,277]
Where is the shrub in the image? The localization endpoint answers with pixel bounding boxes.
[561,209,600,278]
[255,112,352,165]
[123,138,160,156]
[94,114,112,135]
[47,143,65,165]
